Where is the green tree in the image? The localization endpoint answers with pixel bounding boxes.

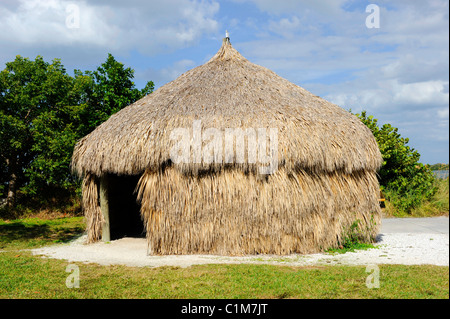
[79,53,154,132]
[355,111,436,213]
[0,54,154,210]
[0,55,76,207]
[429,163,449,170]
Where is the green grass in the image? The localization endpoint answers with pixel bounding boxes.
[0,216,85,250]
[0,251,448,299]
[0,216,448,299]
[326,242,376,254]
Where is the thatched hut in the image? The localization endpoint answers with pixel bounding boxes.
[71,37,382,256]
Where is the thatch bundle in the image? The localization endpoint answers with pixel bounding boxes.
[81,174,103,243]
[72,38,383,255]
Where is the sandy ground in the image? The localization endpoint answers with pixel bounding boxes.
[31,217,449,268]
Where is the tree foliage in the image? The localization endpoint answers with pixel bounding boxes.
[0,54,153,209]
[429,163,449,171]
[0,56,75,206]
[355,111,437,213]
[78,53,154,131]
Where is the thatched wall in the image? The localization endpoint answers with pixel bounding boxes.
[136,166,380,255]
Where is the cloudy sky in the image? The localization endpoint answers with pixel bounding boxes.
[0,0,448,164]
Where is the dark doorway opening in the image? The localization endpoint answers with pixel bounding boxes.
[107,174,145,240]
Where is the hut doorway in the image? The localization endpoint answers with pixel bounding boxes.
[104,174,145,240]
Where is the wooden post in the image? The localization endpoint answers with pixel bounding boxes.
[100,175,110,242]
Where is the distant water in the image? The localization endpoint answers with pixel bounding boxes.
[433,170,449,179]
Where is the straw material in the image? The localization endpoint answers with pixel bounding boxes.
[72,38,383,255]
[71,38,382,177]
[136,167,380,255]
[81,174,103,243]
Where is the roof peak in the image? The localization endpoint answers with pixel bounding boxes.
[208,35,246,63]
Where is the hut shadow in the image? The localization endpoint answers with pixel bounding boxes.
[375,233,385,244]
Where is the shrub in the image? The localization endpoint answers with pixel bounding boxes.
[354,111,437,214]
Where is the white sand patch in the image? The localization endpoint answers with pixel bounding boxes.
[31,232,449,268]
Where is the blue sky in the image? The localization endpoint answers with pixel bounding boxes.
[0,0,448,164]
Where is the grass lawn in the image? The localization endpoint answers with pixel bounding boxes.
[0,216,448,299]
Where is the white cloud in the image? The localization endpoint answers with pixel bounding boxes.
[0,0,220,56]
[437,108,449,119]
[232,0,347,16]
[393,81,449,106]
[380,54,449,84]
[268,16,301,38]
[0,0,116,46]
[324,77,449,113]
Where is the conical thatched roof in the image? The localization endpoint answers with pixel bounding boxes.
[71,38,382,177]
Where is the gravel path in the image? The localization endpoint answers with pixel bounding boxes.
[31,217,449,268]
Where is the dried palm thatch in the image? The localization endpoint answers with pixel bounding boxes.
[137,167,380,255]
[81,174,103,243]
[72,37,383,255]
[72,38,381,176]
